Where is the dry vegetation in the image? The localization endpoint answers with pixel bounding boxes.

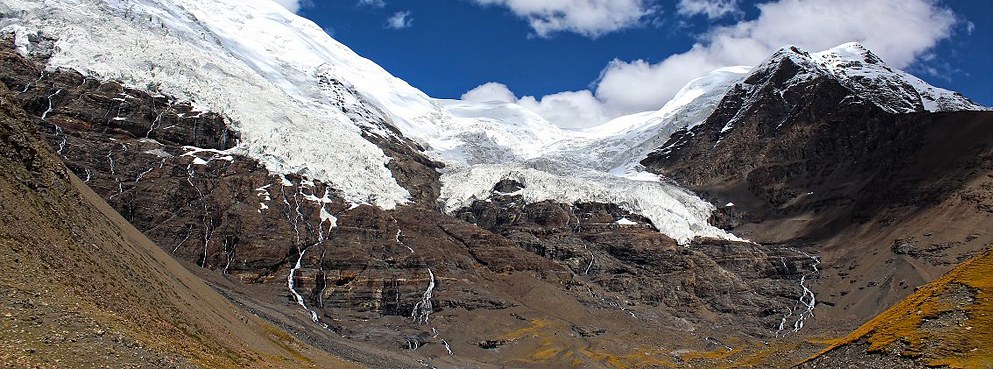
[804,247,993,367]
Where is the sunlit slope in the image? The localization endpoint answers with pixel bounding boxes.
[804,246,993,367]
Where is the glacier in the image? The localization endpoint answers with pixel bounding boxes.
[1,0,983,244]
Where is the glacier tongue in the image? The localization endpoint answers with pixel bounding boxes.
[432,66,752,244]
[439,165,743,243]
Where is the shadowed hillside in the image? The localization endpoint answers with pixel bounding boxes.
[0,82,355,368]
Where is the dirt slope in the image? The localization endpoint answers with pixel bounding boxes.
[0,82,355,368]
[802,246,992,368]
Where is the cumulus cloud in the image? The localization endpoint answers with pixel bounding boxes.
[358,0,386,8]
[464,0,960,129]
[462,83,607,129]
[597,0,957,114]
[469,0,657,38]
[517,91,609,129]
[386,11,413,29]
[593,39,764,116]
[676,0,742,19]
[462,82,518,103]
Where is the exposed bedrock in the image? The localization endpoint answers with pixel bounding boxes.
[641,46,993,336]
[1,37,825,363]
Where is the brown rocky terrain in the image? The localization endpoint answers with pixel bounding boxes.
[454,190,817,339]
[642,46,993,346]
[0,81,356,368]
[0,36,837,367]
[2,32,990,367]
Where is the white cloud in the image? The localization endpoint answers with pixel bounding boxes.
[676,0,741,19]
[463,0,959,129]
[386,11,413,29]
[517,91,608,129]
[469,0,657,38]
[596,0,957,113]
[462,83,607,129]
[724,0,956,67]
[593,38,767,116]
[358,0,386,8]
[462,82,518,103]
[271,0,304,13]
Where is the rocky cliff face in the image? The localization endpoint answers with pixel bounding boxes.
[0,36,830,367]
[641,44,993,344]
[454,189,817,338]
[2,10,990,365]
[0,75,360,368]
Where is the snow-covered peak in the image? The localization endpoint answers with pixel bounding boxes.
[811,42,986,112]
[747,43,988,113]
[814,42,883,64]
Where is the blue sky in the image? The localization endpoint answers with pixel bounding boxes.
[282,0,991,127]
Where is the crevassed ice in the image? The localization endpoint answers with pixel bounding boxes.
[427,67,750,243]
[547,66,751,175]
[2,0,414,208]
[428,65,751,243]
[1,0,749,243]
[439,165,743,243]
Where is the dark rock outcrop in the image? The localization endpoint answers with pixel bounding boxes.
[642,47,993,236]
[640,44,993,340]
[454,194,816,337]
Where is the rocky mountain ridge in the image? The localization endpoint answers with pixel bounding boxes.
[641,41,993,366]
[1,0,990,367]
[0,37,829,367]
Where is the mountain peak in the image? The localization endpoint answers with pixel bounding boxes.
[747,43,987,114]
[767,42,881,66]
[758,45,814,70]
[819,42,878,59]
[774,44,812,58]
